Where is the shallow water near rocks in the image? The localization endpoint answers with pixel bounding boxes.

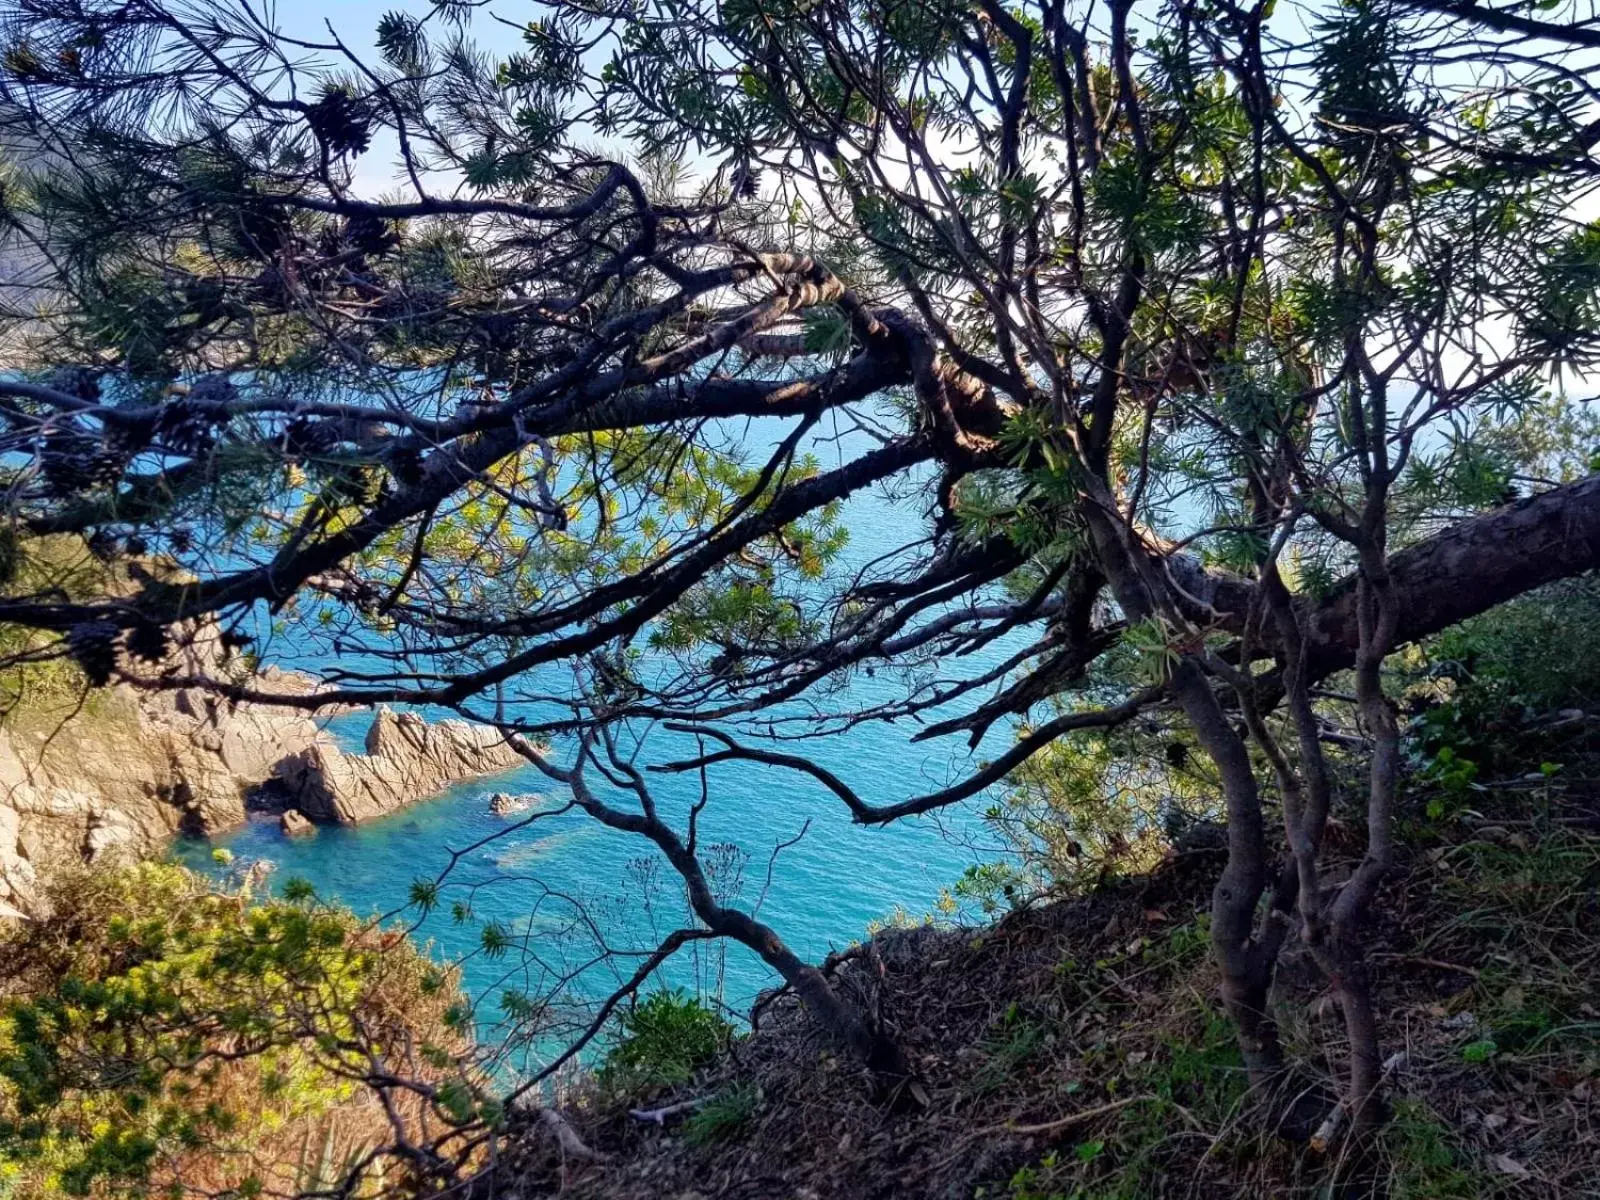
[178,431,1018,1063]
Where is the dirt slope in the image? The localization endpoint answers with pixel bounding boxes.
[492,756,1600,1200]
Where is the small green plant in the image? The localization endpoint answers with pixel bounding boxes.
[1121,617,1182,686]
[1002,1163,1059,1200]
[1384,1098,1489,1200]
[1460,1038,1497,1064]
[291,1123,377,1195]
[1159,915,1212,965]
[953,860,1032,914]
[1416,743,1481,821]
[682,1083,759,1146]
[1133,1005,1245,1125]
[970,1005,1049,1097]
[599,991,731,1092]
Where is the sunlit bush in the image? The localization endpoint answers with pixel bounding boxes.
[597,990,732,1094]
[0,862,466,1198]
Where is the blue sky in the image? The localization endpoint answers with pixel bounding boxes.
[270,0,438,44]
[263,0,543,193]
[268,0,521,56]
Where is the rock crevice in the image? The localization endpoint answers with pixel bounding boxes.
[273,707,524,825]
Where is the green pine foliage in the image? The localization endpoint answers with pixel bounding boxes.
[0,862,467,1198]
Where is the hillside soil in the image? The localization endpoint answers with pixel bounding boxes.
[490,729,1600,1200]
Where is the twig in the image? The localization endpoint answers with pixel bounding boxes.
[914,1096,1158,1182]
[980,1094,1154,1137]
[1378,953,1480,978]
[628,1098,705,1126]
[534,1106,606,1162]
[1309,1102,1344,1155]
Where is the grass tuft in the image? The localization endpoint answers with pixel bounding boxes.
[682,1084,760,1147]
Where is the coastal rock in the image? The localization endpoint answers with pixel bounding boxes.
[85,808,141,864]
[241,858,276,889]
[280,809,315,836]
[488,791,538,817]
[274,707,525,825]
[0,802,38,920]
[0,691,215,916]
[0,633,524,914]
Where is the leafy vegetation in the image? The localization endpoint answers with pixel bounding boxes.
[1,0,1599,1192]
[681,1084,760,1147]
[0,537,127,723]
[1409,576,1600,777]
[0,863,467,1198]
[597,991,733,1094]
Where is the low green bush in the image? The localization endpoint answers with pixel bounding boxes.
[597,991,731,1093]
[1409,575,1600,779]
[682,1083,759,1146]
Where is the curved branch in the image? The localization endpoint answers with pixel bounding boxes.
[654,689,1158,825]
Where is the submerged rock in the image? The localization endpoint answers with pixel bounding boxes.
[488,791,539,817]
[280,809,315,836]
[241,858,275,889]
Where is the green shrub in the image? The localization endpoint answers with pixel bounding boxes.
[1409,575,1600,777]
[1429,576,1600,714]
[598,991,731,1093]
[0,861,466,1198]
[682,1083,759,1146]
[960,724,1220,908]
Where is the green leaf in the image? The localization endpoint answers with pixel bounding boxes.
[802,307,852,358]
[1461,1038,1497,1064]
[409,877,440,913]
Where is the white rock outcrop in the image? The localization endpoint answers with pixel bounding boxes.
[279,809,315,836]
[488,791,539,816]
[0,683,312,917]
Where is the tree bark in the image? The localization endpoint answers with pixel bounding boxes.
[1325,568,1402,1138]
[1084,505,1288,1088]
[1210,475,1600,679]
[704,906,912,1086]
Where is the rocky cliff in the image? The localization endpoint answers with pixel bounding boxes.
[273,706,525,825]
[0,677,524,920]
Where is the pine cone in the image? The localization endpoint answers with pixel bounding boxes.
[155,398,219,458]
[39,425,125,496]
[345,212,400,258]
[307,89,375,157]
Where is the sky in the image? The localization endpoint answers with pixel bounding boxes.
[270,0,444,44]
[261,0,629,196]
[267,0,530,66]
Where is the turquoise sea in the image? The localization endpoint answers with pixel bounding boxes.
[175,424,1024,1067]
